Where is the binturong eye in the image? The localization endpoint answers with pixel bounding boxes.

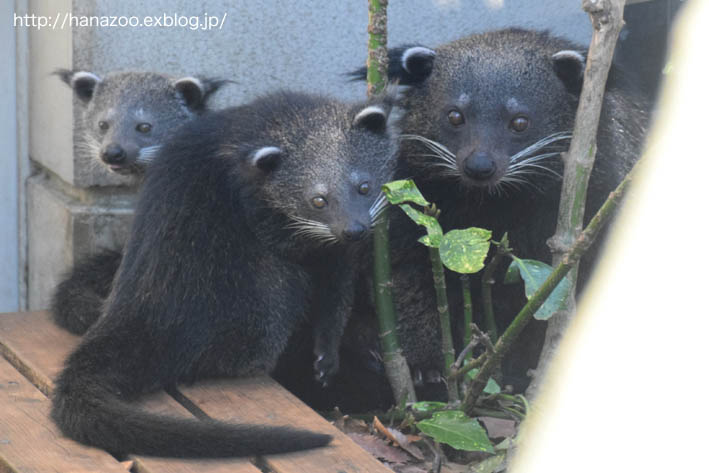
[312,196,328,209]
[136,123,152,133]
[509,116,530,133]
[358,181,370,195]
[98,120,109,131]
[447,109,465,126]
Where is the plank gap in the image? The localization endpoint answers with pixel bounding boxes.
[166,384,211,420]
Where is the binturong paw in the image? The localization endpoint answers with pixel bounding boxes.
[313,350,340,387]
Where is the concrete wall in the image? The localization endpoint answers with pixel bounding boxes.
[24,0,593,309]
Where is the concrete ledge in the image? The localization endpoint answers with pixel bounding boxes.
[27,172,136,310]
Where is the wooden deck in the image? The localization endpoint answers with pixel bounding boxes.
[0,311,392,473]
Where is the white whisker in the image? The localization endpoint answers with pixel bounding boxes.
[136,145,162,164]
[509,132,571,163]
[401,134,457,166]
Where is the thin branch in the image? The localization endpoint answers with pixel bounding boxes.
[471,323,495,354]
[463,155,640,413]
[423,205,458,402]
[528,0,628,399]
[460,275,474,361]
[480,233,511,342]
[453,337,476,370]
[451,352,487,380]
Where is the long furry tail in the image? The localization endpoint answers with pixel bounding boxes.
[51,370,332,458]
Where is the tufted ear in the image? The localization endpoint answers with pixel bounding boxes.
[552,50,586,96]
[399,46,436,83]
[349,44,435,86]
[174,77,207,110]
[174,76,231,110]
[55,69,101,103]
[249,146,283,173]
[353,105,388,133]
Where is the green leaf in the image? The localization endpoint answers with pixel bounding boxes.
[503,263,522,284]
[439,228,492,274]
[418,234,437,247]
[504,258,571,321]
[411,401,447,413]
[400,204,443,248]
[465,368,501,394]
[382,179,430,206]
[417,411,495,453]
[472,453,506,473]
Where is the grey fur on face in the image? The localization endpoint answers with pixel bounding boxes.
[56,69,228,180]
[376,30,642,198]
[226,90,401,244]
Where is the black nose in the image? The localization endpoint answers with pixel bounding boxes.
[101,144,127,164]
[343,222,368,241]
[464,152,497,180]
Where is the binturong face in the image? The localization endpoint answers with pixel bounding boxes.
[394,30,588,196]
[232,93,400,247]
[57,70,225,176]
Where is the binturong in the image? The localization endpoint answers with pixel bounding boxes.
[51,70,228,335]
[55,69,228,178]
[349,28,649,392]
[50,90,401,458]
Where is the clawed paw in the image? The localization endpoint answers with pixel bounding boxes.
[413,368,424,387]
[314,352,339,387]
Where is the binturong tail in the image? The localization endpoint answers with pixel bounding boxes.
[51,370,332,458]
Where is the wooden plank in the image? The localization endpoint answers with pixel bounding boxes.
[0,355,129,473]
[179,377,394,473]
[0,312,260,473]
[0,311,76,394]
[132,455,258,473]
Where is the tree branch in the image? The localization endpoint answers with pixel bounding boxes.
[527,0,627,399]
[463,154,640,413]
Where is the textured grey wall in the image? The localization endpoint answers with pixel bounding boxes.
[71,0,591,107]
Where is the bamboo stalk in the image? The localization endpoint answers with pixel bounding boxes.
[428,245,458,402]
[368,0,416,405]
[460,275,473,362]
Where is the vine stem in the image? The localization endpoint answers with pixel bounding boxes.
[368,0,416,405]
[460,275,473,362]
[428,244,458,402]
[480,233,510,342]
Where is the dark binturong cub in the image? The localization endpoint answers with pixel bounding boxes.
[50,90,400,457]
[51,70,228,335]
[351,28,649,393]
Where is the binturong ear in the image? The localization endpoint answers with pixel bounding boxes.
[552,50,586,96]
[348,44,435,86]
[250,146,283,173]
[399,46,436,83]
[55,69,102,103]
[353,105,388,134]
[174,76,209,110]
